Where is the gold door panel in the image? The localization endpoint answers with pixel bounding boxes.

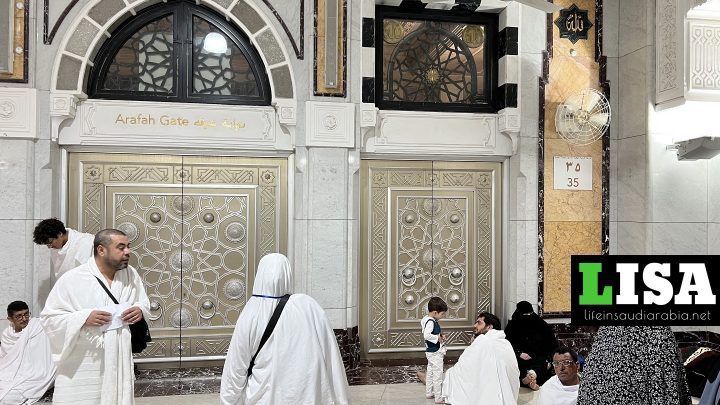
[69,153,287,361]
[109,187,255,329]
[361,161,501,356]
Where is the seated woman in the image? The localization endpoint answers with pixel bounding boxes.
[504,301,558,390]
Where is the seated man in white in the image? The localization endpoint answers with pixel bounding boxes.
[537,346,581,405]
[0,301,56,405]
[442,312,520,405]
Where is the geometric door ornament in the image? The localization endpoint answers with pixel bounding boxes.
[68,153,287,362]
[360,160,502,358]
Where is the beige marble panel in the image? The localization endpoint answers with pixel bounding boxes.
[543,221,602,313]
[543,0,604,315]
[544,138,603,222]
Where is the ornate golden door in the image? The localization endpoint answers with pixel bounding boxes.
[360,160,501,357]
[68,153,287,362]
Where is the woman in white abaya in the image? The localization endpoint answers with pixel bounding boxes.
[220,253,350,405]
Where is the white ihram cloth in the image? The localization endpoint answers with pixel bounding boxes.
[220,253,350,405]
[40,259,149,405]
[50,228,94,279]
[442,329,520,405]
[537,375,579,405]
[0,319,56,404]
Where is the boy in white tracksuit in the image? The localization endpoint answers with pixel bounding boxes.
[421,296,448,403]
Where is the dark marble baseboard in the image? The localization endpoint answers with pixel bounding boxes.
[134,366,223,396]
[334,326,361,370]
[551,325,720,361]
[552,324,600,357]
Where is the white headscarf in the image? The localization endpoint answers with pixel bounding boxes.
[220,253,349,405]
[252,253,293,298]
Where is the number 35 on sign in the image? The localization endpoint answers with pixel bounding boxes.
[554,156,592,190]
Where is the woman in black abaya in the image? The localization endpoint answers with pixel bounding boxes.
[504,301,558,390]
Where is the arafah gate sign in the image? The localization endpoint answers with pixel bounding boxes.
[57,99,290,151]
[571,256,719,326]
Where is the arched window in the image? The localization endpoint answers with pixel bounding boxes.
[88,1,271,105]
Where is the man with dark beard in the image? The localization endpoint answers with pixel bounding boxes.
[41,229,149,405]
[441,312,519,405]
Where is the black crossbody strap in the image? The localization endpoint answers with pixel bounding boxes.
[247,294,291,377]
[94,276,119,304]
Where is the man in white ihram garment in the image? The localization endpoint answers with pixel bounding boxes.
[33,218,94,279]
[442,312,519,405]
[537,347,580,405]
[220,253,350,405]
[0,301,56,404]
[41,229,149,405]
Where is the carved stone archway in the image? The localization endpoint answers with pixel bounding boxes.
[49,0,297,142]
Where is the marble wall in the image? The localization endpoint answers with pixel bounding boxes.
[608,0,719,259]
[607,0,653,256]
[607,0,719,335]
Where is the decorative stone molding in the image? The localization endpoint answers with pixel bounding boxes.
[274,97,297,142]
[686,15,720,100]
[47,0,298,151]
[275,98,297,125]
[0,88,36,139]
[365,110,513,157]
[359,103,378,146]
[305,101,355,148]
[359,103,377,128]
[498,107,520,154]
[656,0,685,106]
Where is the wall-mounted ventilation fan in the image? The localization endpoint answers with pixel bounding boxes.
[421,0,562,13]
[555,88,611,146]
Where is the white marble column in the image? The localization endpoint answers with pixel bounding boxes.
[503,4,545,322]
[0,88,57,330]
[293,101,358,333]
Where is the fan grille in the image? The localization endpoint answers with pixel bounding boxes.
[555,88,611,146]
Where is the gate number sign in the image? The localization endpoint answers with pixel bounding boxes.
[554,156,592,190]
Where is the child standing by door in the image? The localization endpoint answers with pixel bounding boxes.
[421,296,448,403]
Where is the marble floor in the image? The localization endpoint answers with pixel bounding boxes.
[132,384,541,404]
[38,364,542,403]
